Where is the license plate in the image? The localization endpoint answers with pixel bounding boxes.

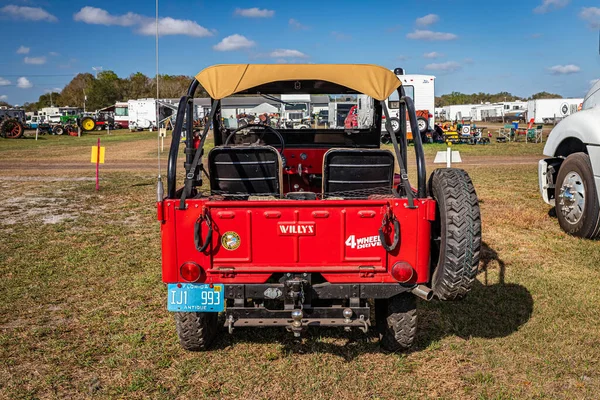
[167,283,224,312]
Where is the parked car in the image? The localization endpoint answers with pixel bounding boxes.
[539,79,600,238]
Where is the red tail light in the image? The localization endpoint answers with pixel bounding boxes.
[391,262,414,283]
[180,262,206,282]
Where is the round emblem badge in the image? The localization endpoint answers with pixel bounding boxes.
[221,231,241,251]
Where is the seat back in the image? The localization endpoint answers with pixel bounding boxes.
[322,149,395,198]
[208,145,282,198]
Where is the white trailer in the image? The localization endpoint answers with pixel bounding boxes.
[128,99,157,130]
[471,104,504,121]
[442,104,479,121]
[384,73,436,135]
[527,98,583,124]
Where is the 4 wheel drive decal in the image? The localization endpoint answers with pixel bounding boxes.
[345,234,382,249]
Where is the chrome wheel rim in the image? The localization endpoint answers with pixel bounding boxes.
[559,171,585,224]
[418,119,427,132]
[390,120,400,132]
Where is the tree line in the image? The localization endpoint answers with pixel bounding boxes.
[5,71,565,111]
[21,71,208,112]
[435,91,562,107]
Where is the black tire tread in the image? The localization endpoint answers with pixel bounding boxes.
[379,294,417,352]
[429,168,481,301]
[175,312,218,351]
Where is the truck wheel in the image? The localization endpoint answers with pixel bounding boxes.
[379,293,417,352]
[175,312,218,351]
[417,117,429,133]
[388,117,401,133]
[52,125,64,135]
[555,153,600,239]
[428,168,481,301]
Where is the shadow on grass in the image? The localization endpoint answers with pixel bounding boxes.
[210,242,533,359]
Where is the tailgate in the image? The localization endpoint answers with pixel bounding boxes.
[209,202,388,270]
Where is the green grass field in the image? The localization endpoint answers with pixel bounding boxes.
[0,131,598,399]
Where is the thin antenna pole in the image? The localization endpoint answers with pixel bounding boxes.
[156,0,161,178]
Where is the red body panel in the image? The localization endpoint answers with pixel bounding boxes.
[160,198,435,285]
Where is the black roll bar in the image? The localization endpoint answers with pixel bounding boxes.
[402,94,427,198]
[167,80,198,198]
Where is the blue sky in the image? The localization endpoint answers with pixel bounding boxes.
[0,0,599,105]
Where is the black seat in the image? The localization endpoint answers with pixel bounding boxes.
[208,145,283,198]
[322,149,395,198]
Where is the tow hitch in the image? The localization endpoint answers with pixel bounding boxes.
[224,274,371,336]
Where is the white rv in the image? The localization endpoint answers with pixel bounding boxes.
[383,70,436,136]
[527,98,583,124]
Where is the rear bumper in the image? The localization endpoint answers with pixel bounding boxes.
[225,282,412,301]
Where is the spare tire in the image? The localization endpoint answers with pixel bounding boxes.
[80,116,96,132]
[428,168,481,300]
[417,117,429,133]
[0,118,24,139]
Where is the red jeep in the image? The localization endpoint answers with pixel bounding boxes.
[159,64,481,352]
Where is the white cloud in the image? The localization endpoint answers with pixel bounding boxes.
[137,17,212,37]
[464,58,474,64]
[407,30,457,41]
[289,18,308,30]
[0,77,11,86]
[0,95,7,101]
[425,61,461,73]
[234,8,274,18]
[423,51,443,59]
[16,46,29,54]
[17,77,32,89]
[416,14,439,26]
[49,51,59,56]
[0,5,57,22]
[331,31,351,40]
[213,34,255,51]
[24,56,46,65]
[73,7,212,37]
[534,0,569,14]
[548,64,580,75]
[73,7,141,26]
[269,49,307,58]
[579,7,600,28]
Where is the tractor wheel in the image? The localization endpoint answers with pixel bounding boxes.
[417,117,429,133]
[0,118,24,139]
[175,312,218,351]
[380,133,391,145]
[80,116,96,132]
[428,168,481,301]
[52,125,64,135]
[378,293,417,353]
[555,153,600,239]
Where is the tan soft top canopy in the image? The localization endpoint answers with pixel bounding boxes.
[195,64,401,101]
